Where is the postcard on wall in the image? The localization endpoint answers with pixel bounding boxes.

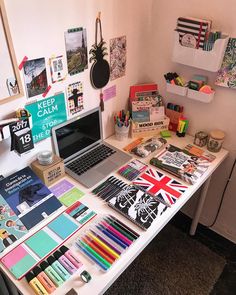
[110,36,126,80]
[66,81,84,117]
[64,27,88,76]
[215,38,236,88]
[49,55,67,83]
[6,77,19,96]
[23,58,48,98]
[0,166,62,230]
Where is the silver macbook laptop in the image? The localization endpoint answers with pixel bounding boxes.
[51,107,132,188]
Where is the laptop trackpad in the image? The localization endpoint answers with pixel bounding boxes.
[96,161,118,175]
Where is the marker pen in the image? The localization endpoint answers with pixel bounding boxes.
[59,245,83,269]
[47,256,71,281]
[32,266,57,294]
[25,272,48,295]
[53,250,77,274]
[40,261,64,287]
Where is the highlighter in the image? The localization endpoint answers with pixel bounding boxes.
[32,266,57,294]
[40,261,64,287]
[25,272,49,295]
[53,250,77,274]
[59,245,83,269]
[47,256,71,281]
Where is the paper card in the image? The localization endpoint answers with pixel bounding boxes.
[50,179,74,197]
[58,187,85,207]
[66,201,96,225]
[25,230,59,258]
[47,213,79,240]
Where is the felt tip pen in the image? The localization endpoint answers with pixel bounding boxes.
[59,245,83,269]
[25,272,49,295]
[47,256,71,281]
[82,235,115,264]
[84,234,116,262]
[105,217,135,241]
[106,216,138,240]
[53,251,77,274]
[96,225,128,249]
[75,241,109,271]
[101,221,132,245]
[108,215,140,238]
[90,229,123,255]
[87,232,120,259]
[32,266,56,294]
[77,239,111,268]
[40,261,64,287]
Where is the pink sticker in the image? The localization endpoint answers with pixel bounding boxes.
[42,85,52,97]
[103,85,116,101]
[18,56,28,70]
[1,245,28,269]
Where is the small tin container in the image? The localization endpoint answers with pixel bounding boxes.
[194,131,208,147]
[207,130,225,153]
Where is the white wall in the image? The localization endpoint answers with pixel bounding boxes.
[0,0,152,173]
[148,0,236,242]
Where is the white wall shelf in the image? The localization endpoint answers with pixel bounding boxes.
[172,31,229,72]
[166,83,215,103]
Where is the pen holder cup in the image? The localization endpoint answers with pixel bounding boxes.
[115,124,130,140]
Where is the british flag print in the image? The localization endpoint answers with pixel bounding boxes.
[132,168,188,206]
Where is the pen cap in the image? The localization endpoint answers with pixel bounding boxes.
[47,256,56,265]
[40,261,49,271]
[59,245,69,254]
[25,272,35,283]
[32,266,42,276]
[53,251,63,260]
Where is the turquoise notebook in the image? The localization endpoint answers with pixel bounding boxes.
[47,213,79,240]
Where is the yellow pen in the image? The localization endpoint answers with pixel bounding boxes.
[180,121,186,133]
[87,232,120,259]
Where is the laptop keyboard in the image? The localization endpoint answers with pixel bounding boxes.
[67,144,116,176]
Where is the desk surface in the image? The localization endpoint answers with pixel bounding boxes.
[0,133,228,295]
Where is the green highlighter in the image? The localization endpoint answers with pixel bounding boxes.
[160,130,171,138]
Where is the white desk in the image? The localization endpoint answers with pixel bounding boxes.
[0,133,228,295]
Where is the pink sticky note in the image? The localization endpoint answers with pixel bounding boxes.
[1,245,28,269]
[103,85,116,101]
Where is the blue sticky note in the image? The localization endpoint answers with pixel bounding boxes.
[47,213,79,239]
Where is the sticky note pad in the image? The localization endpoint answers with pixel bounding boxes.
[1,245,37,279]
[160,130,171,138]
[59,187,85,207]
[47,213,79,240]
[25,230,59,258]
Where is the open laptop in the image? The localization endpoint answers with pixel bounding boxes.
[51,107,132,188]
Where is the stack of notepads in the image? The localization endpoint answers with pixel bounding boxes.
[92,171,188,230]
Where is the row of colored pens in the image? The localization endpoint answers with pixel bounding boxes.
[114,110,130,127]
[75,215,139,271]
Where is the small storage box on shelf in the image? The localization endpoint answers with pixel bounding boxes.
[187,88,215,103]
[172,31,229,72]
[166,83,188,96]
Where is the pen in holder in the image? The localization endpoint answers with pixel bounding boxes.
[176,117,189,137]
[114,110,130,140]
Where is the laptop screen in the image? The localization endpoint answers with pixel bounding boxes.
[53,109,101,160]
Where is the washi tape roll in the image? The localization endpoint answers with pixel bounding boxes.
[80,270,92,283]
[37,150,53,165]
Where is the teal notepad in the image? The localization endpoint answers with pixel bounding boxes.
[25,230,59,258]
[47,213,79,240]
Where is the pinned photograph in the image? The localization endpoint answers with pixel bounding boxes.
[110,36,127,80]
[49,55,67,83]
[66,81,84,117]
[65,28,88,75]
[23,58,48,98]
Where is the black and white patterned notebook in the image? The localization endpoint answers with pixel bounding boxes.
[108,185,167,230]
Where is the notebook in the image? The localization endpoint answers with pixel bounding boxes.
[52,107,132,188]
